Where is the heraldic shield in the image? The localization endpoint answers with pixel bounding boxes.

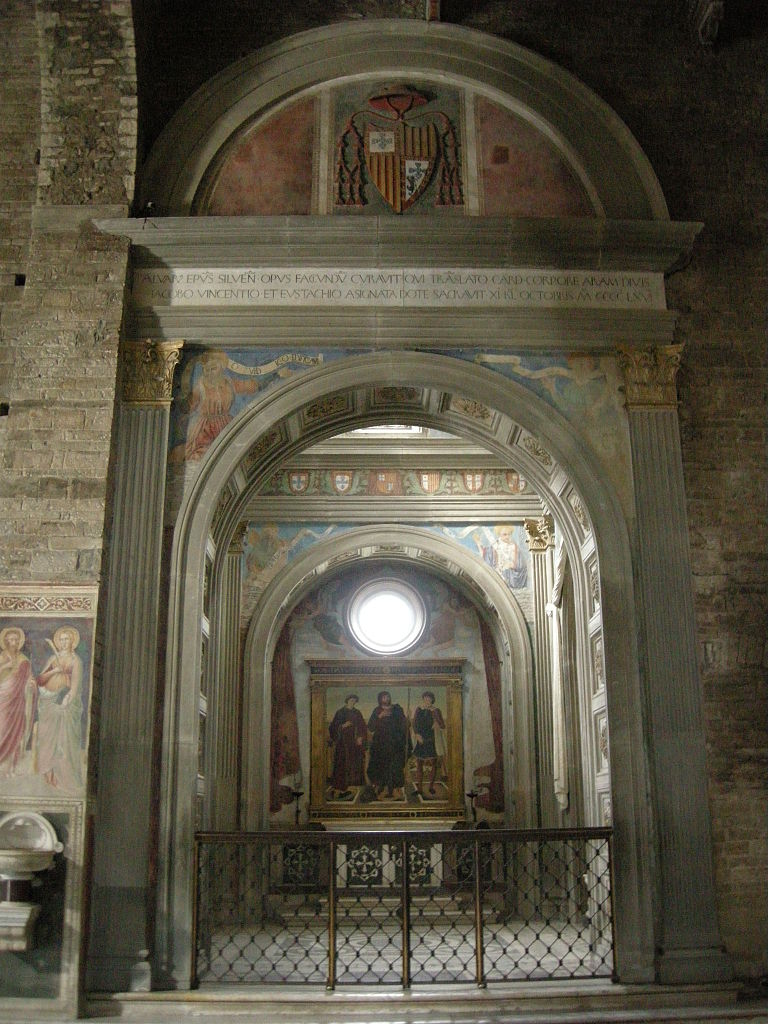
[336,85,463,213]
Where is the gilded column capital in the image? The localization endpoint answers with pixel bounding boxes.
[617,344,683,409]
[122,339,184,404]
[524,515,555,553]
[228,522,247,556]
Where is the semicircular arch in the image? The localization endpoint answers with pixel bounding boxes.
[241,524,536,830]
[157,349,653,985]
[140,20,667,220]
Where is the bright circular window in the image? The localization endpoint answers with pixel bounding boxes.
[347,579,427,655]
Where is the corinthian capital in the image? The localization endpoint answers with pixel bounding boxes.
[122,340,183,404]
[524,515,555,553]
[617,345,683,409]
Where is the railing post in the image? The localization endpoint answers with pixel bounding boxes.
[473,838,486,988]
[401,838,411,989]
[190,837,200,989]
[608,833,618,982]
[327,839,337,991]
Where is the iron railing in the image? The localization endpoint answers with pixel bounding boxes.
[192,827,614,988]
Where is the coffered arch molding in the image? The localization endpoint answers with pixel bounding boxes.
[158,350,654,985]
[241,525,536,832]
[139,19,667,220]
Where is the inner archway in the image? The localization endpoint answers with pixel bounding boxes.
[156,351,651,986]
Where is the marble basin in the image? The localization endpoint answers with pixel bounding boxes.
[0,848,55,880]
[0,812,62,881]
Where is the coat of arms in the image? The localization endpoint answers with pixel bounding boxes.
[463,472,485,494]
[332,472,353,494]
[371,470,402,495]
[419,471,442,494]
[335,86,463,213]
[288,471,309,494]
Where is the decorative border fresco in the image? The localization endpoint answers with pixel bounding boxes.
[260,467,529,497]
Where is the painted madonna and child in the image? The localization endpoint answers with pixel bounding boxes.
[0,624,86,793]
[327,688,448,805]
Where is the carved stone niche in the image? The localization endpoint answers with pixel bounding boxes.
[0,812,63,952]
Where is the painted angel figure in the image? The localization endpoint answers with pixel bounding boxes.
[476,525,528,589]
[36,626,84,791]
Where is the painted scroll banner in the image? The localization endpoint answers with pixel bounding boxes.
[132,267,665,310]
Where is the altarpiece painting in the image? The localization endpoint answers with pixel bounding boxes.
[308,660,465,822]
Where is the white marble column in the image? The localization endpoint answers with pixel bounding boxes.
[207,525,245,830]
[87,340,183,992]
[524,516,558,826]
[618,345,731,983]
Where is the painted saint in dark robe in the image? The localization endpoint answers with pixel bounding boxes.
[366,690,408,798]
[328,694,366,796]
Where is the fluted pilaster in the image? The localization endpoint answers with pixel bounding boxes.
[208,525,245,830]
[88,340,183,992]
[524,516,557,825]
[620,346,731,983]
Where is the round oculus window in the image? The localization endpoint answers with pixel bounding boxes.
[347,579,427,656]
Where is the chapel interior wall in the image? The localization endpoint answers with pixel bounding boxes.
[0,0,763,988]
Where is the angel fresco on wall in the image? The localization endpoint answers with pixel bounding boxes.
[171,349,325,464]
[475,525,529,589]
[176,351,259,461]
[0,622,88,794]
[35,627,84,791]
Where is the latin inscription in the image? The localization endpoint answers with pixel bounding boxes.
[132,267,665,310]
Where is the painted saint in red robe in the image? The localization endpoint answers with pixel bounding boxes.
[0,627,36,775]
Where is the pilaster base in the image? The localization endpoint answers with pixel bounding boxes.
[656,946,734,984]
[87,884,152,991]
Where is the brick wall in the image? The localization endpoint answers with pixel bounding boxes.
[0,0,137,583]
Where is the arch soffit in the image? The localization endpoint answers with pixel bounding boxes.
[176,352,627,583]
[140,20,668,220]
[243,525,533,674]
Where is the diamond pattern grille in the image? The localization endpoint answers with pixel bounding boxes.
[194,829,613,987]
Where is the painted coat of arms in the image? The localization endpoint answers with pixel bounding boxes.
[335,85,463,213]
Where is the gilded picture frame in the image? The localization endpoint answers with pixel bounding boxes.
[308,659,465,822]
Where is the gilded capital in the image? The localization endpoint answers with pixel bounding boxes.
[524,515,555,553]
[617,345,683,409]
[228,522,247,556]
[122,339,183,404]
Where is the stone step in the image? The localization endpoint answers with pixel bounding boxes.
[81,984,767,1024]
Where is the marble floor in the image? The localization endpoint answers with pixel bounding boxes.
[197,914,612,986]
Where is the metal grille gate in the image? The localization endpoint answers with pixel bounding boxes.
[192,828,614,987]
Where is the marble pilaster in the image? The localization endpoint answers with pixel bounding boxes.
[207,525,245,830]
[524,516,558,826]
[618,345,731,983]
[87,340,183,993]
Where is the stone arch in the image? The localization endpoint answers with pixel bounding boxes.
[138,20,667,220]
[241,525,536,830]
[156,350,654,985]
